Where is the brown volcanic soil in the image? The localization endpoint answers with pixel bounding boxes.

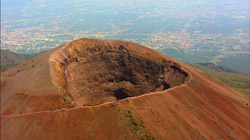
[1,38,249,140]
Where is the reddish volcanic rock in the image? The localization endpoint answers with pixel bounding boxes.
[1,38,249,140]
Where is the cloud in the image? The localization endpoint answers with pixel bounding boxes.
[34,0,46,2]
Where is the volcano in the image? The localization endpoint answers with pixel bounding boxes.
[1,38,249,140]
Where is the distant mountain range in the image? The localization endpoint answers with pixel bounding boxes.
[196,63,236,73]
[0,49,236,73]
[0,49,37,72]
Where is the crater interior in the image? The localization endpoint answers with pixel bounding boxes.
[52,39,189,106]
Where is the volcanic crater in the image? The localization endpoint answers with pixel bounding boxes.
[50,39,189,106]
[2,38,249,140]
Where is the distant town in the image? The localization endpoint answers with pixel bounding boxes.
[1,0,249,74]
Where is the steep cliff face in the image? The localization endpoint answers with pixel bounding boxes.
[1,39,249,140]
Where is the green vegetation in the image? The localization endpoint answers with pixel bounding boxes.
[122,109,155,140]
[124,110,144,132]
[110,103,121,111]
[110,104,155,140]
[188,63,250,96]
